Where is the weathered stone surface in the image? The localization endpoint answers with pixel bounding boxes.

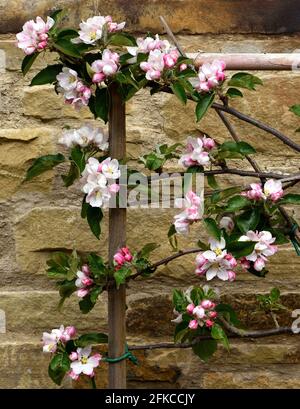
[1,0,300,35]
[22,86,93,120]
[0,291,107,334]
[0,127,57,200]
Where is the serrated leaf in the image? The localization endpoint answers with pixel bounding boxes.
[86,206,103,239]
[228,72,263,90]
[108,33,137,47]
[114,266,132,288]
[48,353,70,386]
[79,295,95,314]
[95,87,109,123]
[196,92,215,122]
[211,323,229,349]
[226,241,256,258]
[226,195,251,212]
[278,193,300,204]
[192,339,218,362]
[25,153,65,181]
[207,174,219,189]
[54,38,82,58]
[236,208,260,233]
[138,243,160,258]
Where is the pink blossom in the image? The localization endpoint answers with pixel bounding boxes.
[193,306,206,319]
[205,319,214,328]
[91,49,120,82]
[186,303,195,315]
[77,288,90,298]
[241,179,283,203]
[254,257,265,271]
[228,270,236,282]
[163,49,179,68]
[82,265,90,275]
[105,16,126,33]
[179,136,213,168]
[189,320,198,330]
[193,60,226,93]
[241,183,263,201]
[127,34,171,59]
[179,63,187,72]
[16,16,54,55]
[209,311,218,319]
[114,247,133,267]
[140,49,165,81]
[240,257,250,270]
[109,183,120,193]
[70,347,102,377]
[201,300,215,309]
[68,370,79,381]
[69,352,78,361]
[224,253,238,268]
[174,191,203,235]
[219,216,234,233]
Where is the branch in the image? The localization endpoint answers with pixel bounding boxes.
[159,16,186,57]
[213,103,300,153]
[128,326,297,351]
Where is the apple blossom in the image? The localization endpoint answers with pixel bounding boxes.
[179,63,188,72]
[42,325,77,353]
[195,237,237,281]
[174,191,203,235]
[69,352,78,361]
[239,230,278,271]
[127,34,171,59]
[241,179,283,202]
[192,60,226,92]
[189,320,198,330]
[140,49,165,80]
[57,68,91,109]
[179,136,212,168]
[70,346,102,377]
[75,270,94,298]
[105,16,126,33]
[68,370,79,381]
[59,125,109,151]
[101,157,121,179]
[228,270,236,282]
[16,16,54,55]
[186,303,195,315]
[114,247,133,268]
[201,300,215,309]
[91,49,120,82]
[193,305,206,319]
[219,216,235,233]
[205,319,214,328]
[72,16,106,44]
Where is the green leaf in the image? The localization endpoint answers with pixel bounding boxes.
[54,38,82,58]
[71,146,86,173]
[138,243,160,259]
[90,286,103,303]
[237,141,256,155]
[76,332,108,347]
[172,289,186,312]
[62,162,79,187]
[86,206,103,239]
[270,287,280,301]
[49,9,65,23]
[25,153,65,181]
[207,174,219,189]
[81,196,89,219]
[204,218,221,240]
[48,353,70,386]
[114,266,132,288]
[236,208,260,233]
[278,194,300,204]
[186,165,204,173]
[218,141,256,155]
[171,81,187,105]
[197,240,210,251]
[289,104,300,117]
[192,339,218,362]
[79,295,95,314]
[95,87,109,123]
[143,153,165,171]
[215,303,240,326]
[21,53,39,76]
[228,72,263,90]
[87,253,106,278]
[211,323,229,349]
[196,92,215,122]
[227,241,256,258]
[56,29,79,40]
[211,187,242,204]
[108,33,137,47]
[30,64,63,86]
[168,224,178,250]
[226,195,251,212]
[174,327,190,343]
[226,87,243,98]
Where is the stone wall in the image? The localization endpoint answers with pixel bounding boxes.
[0,0,300,388]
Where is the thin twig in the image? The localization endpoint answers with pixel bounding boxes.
[128,326,297,351]
[159,16,186,57]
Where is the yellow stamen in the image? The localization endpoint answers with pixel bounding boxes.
[215,248,222,256]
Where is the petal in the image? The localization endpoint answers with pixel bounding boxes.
[206,268,217,281]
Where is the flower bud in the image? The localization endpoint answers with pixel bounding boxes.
[205,319,214,328]
[69,352,78,361]
[186,303,195,315]
[188,319,198,330]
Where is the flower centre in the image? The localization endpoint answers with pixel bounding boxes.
[81,356,88,365]
[90,32,97,40]
[214,248,222,256]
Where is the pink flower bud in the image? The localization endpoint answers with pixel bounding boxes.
[93,72,106,83]
[254,257,265,271]
[82,277,94,286]
[188,319,198,330]
[77,288,89,298]
[121,247,133,262]
[240,257,250,270]
[228,270,236,282]
[65,326,76,338]
[224,253,237,268]
[186,303,195,315]
[202,137,216,150]
[209,311,218,319]
[195,267,206,276]
[196,253,207,267]
[201,300,214,309]
[82,264,90,275]
[37,40,47,50]
[163,54,176,68]
[69,352,78,361]
[179,63,187,72]
[113,253,125,265]
[205,319,214,328]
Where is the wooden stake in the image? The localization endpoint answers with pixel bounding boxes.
[108,83,127,389]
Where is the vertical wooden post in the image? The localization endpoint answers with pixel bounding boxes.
[108,83,127,389]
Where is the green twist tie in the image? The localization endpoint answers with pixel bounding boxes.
[289,223,300,256]
[103,344,138,365]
